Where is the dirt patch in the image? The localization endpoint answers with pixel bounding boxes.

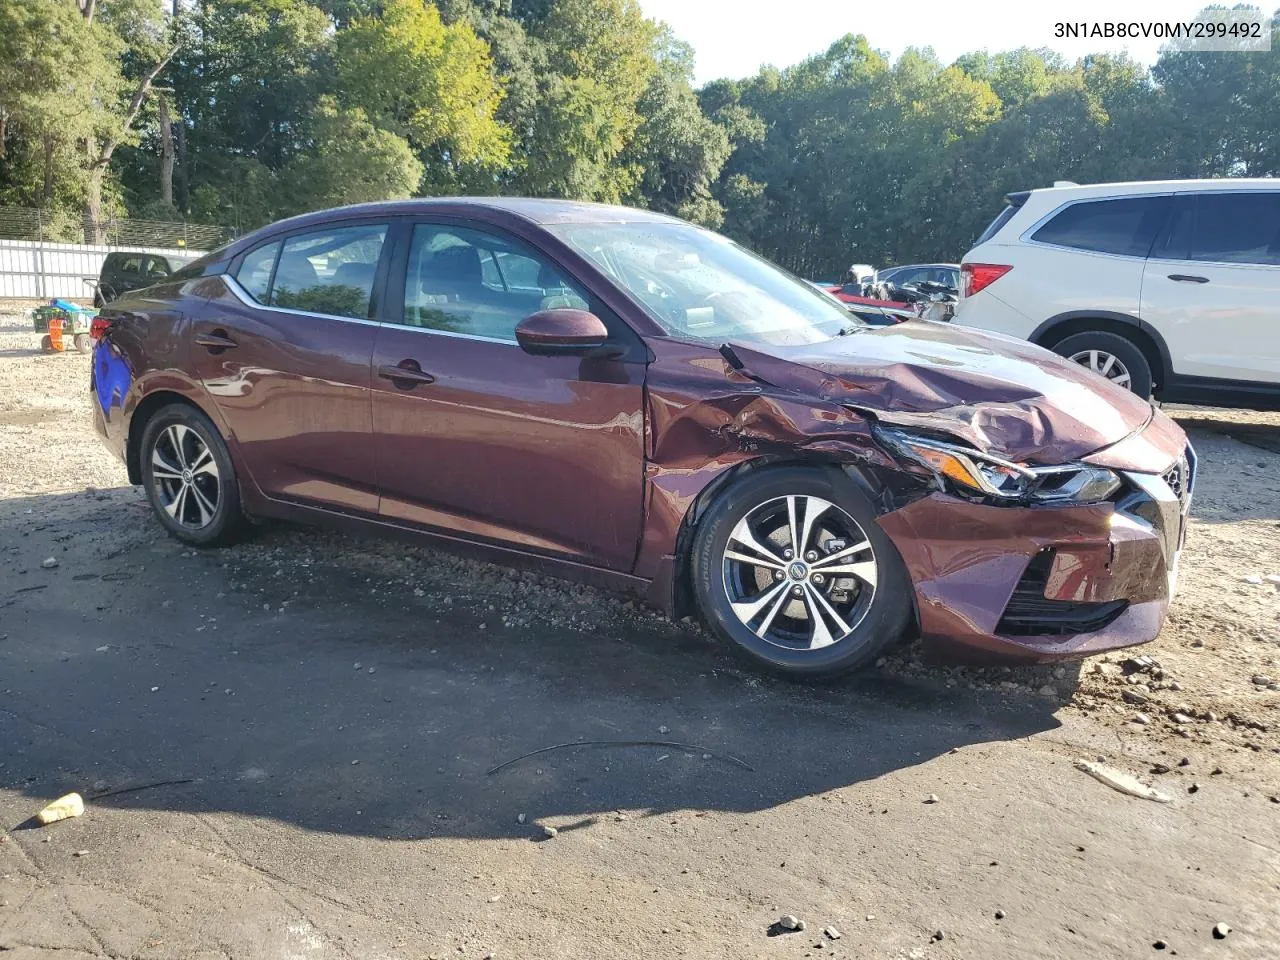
[2,306,1278,960]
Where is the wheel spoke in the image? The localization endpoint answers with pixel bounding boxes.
[165,424,191,469]
[816,559,878,586]
[799,584,835,649]
[1088,349,1100,372]
[151,448,183,480]
[803,582,852,648]
[728,517,786,566]
[1099,353,1116,377]
[786,496,800,556]
[730,579,790,629]
[189,482,217,526]
[1112,372,1131,387]
[810,539,872,570]
[724,549,783,571]
[798,496,832,558]
[191,446,219,479]
[753,583,793,638]
[164,483,189,521]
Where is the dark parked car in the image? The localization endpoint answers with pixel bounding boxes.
[91,199,1193,677]
[871,263,960,300]
[92,251,190,306]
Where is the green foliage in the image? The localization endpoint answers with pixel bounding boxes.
[281,101,424,214]
[512,0,659,201]
[7,0,1278,273]
[335,0,510,186]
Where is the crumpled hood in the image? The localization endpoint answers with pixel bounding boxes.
[726,321,1160,465]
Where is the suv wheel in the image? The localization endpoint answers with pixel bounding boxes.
[1050,331,1153,399]
[690,467,911,678]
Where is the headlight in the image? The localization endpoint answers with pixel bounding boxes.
[875,427,1121,503]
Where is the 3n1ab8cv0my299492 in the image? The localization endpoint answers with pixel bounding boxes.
[91,197,1193,677]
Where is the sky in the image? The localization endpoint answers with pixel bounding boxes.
[637,0,1236,84]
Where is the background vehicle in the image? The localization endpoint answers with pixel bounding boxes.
[808,282,913,325]
[872,263,959,301]
[91,199,1190,678]
[91,252,190,306]
[955,179,1280,409]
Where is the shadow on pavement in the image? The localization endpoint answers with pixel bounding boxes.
[1,488,1062,843]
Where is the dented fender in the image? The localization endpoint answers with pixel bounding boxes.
[634,338,903,604]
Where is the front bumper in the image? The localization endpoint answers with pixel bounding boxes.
[876,450,1194,662]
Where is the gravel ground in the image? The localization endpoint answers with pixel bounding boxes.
[2,309,1278,959]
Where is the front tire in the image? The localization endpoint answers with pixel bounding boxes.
[1050,331,1153,399]
[140,403,248,547]
[690,466,911,678]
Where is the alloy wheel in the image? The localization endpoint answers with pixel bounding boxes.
[150,423,221,529]
[1068,349,1132,389]
[722,495,878,650]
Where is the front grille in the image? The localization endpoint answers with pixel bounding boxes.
[996,550,1129,637]
[1162,458,1187,500]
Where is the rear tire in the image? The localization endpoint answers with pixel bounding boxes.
[1050,330,1153,399]
[73,333,92,354]
[140,403,248,547]
[690,466,911,678]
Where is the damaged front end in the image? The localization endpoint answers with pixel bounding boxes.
[640,331,1193,663]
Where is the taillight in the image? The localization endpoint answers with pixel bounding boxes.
[89,316,113,341]
[960,262,1011,298]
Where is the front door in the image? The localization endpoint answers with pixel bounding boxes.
[370,220,646,570]
[191,220,390,513]
[1142,191,1280,384]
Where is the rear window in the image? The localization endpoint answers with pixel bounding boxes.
[975,205,1019,246]
[1031,196,1169,258]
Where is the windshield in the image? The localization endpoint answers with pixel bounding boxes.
[546,221,860,346]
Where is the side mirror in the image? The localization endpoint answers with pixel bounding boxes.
[515,308,610,356]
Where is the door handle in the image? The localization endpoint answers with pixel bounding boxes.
[194,330,238,351]
[378,361,436,387]
[1167,274,1209,283]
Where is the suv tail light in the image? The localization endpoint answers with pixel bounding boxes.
[89,316,114,341]
[960,262,1011,298]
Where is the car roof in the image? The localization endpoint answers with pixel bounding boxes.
[261,197,685,231]
[1024,178,1279,200]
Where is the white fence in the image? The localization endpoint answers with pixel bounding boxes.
[0,239,206,300]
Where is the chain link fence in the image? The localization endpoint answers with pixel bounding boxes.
[0,206,233,250]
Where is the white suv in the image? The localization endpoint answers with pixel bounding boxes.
[954,179,1280,409]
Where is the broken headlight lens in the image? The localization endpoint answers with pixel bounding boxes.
[875,428,1121,503]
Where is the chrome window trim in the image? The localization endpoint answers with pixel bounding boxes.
[375,321,519,347]
[221,274,380,327]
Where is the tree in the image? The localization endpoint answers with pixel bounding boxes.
[281,100,425,214]
[336,0,510,192]
[0,0,123,233]
[512,0,658,201]
[623,32,730,225]
[79,0,181,240]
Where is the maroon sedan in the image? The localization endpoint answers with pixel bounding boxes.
[90,199,1194,677]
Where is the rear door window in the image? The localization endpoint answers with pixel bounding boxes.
[270,224,388,319]
[234,241,280,303]
[1187,192,1280,266]
[1031,196,1170,258]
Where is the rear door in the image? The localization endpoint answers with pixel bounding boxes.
[1141,191,1280,383]
[191,220,390,513]
[370,218,647,570]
